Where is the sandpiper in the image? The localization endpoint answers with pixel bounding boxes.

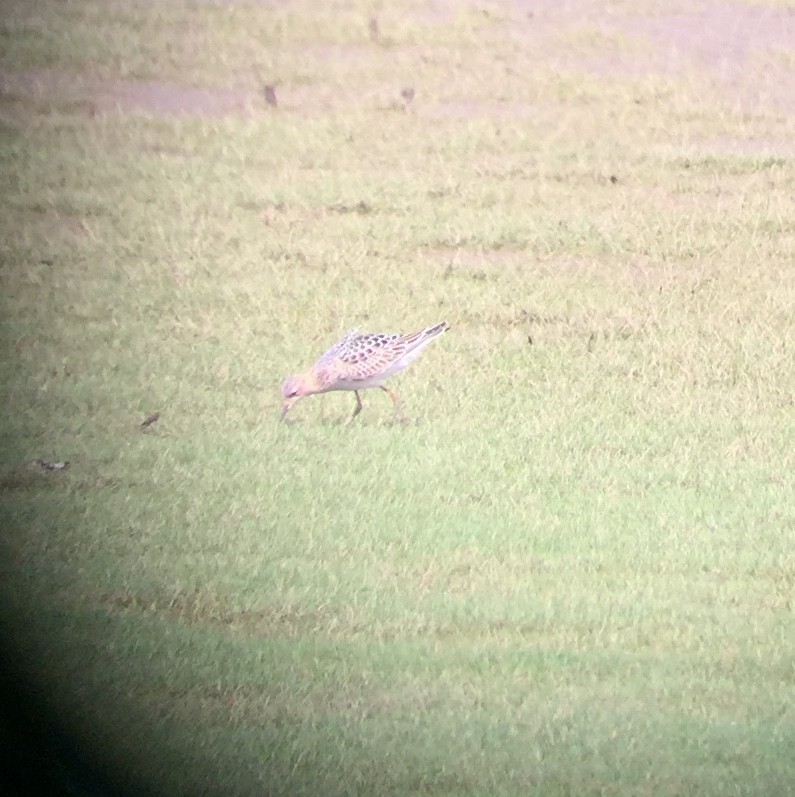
[281,322,449,420]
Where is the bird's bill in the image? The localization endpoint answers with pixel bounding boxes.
[281,398,298,419]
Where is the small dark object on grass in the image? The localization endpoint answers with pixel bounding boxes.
[36,459,69,471]
[527,335,533,345]
[263,85,278,107]
[369,16,379,41]
[587,332,597,352]
[401,87,415,104]
[141,412,160,428]
[610,175,618,184]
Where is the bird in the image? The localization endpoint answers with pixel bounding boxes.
[281,321,449,421]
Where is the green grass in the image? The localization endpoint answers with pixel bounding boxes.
[1,0,794,795]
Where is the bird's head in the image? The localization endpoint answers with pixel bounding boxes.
[281,372,320,419]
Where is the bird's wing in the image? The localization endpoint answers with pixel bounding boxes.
[338,332,404,380]
[315,324,448,384]
[315,329,359,367]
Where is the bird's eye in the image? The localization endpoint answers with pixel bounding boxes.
[287,390,299,398]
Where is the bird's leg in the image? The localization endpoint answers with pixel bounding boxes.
[351,390,364,419]
[380,386,405,422]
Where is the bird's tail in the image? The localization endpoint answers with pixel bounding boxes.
[423,321,449,339]
[397,322,449,358]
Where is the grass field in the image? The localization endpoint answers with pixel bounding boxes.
[1,0,794,794]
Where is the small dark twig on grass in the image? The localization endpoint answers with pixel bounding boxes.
[263,85,278,108]
[141,412,161,429]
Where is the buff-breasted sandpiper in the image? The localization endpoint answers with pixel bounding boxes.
[281,321,449,420]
